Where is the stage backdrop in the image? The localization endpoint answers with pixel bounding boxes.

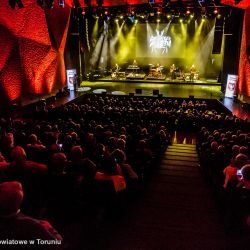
[0,0,71,105]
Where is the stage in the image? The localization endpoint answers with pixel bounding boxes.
[95,75,221,86]
[79,78,223,100]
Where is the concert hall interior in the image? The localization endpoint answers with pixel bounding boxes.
[1,0,250,250]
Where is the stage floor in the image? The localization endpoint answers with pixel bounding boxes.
[79,80,223,99]
[96,76,220,86]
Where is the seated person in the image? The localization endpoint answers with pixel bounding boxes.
[0,181,62,245]
[239,164,250,189]
[223,153,249,189]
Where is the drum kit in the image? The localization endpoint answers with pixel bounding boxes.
[148,64,164,78]
[111,71,125,80]
[180,72,199,81]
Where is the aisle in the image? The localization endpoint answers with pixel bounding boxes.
[92,143,226,250]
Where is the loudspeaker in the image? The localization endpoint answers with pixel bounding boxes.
[212,30,223,54]
[153,90,159,95]
[158,94,163,98]
[189,95,194,99]
[129,93,134,96]
[136,89,142,94]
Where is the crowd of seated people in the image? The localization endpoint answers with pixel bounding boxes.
[0,94,249,242]
[197,126,250,227]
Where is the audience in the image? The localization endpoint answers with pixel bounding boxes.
[0,94,249,239]
[0,181,62,247]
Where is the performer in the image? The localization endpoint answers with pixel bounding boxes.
[190,64,196,81]
[115,63,120,73]
[156,63,162,77]
[132,59,138,67]
[170,63,176,80]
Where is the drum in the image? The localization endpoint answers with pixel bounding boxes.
[185,73,190,81]
[194,73,199,80]
[111,72,117,79]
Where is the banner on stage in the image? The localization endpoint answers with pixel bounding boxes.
[225,74,238,98]
[67,69,77,91]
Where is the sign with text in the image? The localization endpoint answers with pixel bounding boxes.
[225,74,238,98]
[66,69,76,91]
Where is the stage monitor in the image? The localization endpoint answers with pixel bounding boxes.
[136,23,186,59]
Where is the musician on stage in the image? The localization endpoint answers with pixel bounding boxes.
[132,59,138,67]
[115,63,120,73]
[156,63,162,77]
[190,64,196,81]
[170,63,176,80]
[111,63,120,79]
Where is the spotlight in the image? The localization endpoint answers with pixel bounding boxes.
[180,18,183,22]
[157,18,160,22]
[214,9,218,14]
[186,9,190,14]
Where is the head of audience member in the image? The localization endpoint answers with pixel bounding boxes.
[51,153,67,173]
[232,145,240,158]
[120,127,126,135]
[28,134,38,145]
[3,133,14,148]
[239,146,248,155]
[10,146,26,163]
[111,149,126,165]
[96,143,106,158]
[234,154,249,169]
[117,138,126,151]
[211,141,218,152]
[242,164,250,181]
[0,181,23,217]
[71,146,83,160]
[241,164,250,189]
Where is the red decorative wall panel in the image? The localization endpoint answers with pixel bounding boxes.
[238,9,250,97]
[0,0,71,104]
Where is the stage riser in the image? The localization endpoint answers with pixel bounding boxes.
[95,78,221,86]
